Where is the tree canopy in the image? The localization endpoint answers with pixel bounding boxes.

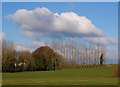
[32,46,62,71]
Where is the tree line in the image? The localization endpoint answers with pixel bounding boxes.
[49,39,105,68]
[2,39,105,72]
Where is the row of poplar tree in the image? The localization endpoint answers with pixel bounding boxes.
[49,39,105,68]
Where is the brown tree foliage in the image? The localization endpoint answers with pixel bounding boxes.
[2,39,16,72]
[32,46,62,71]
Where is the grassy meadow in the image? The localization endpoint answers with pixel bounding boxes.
[2,64,118,85]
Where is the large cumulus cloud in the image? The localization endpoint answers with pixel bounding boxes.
[9,7,104,39]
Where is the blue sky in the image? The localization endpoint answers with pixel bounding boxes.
[2,2,118,63]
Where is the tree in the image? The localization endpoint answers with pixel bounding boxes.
[100,53,104,65]
[2,39,16,72]
[16,50,34,71]
[32,46,62,71]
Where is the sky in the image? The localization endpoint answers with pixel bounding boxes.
[2,2,118,64]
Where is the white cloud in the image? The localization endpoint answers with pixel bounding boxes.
[105,46,118,64]
[16,40,46,52]
[9,7,104,39]
[82,37,118,45]
[0,32,6,40]
[16,44,33,52]
[31,40,46,47]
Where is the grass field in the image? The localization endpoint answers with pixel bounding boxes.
[2,64,118,85]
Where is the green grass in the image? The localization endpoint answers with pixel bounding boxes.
[2,64,118,85]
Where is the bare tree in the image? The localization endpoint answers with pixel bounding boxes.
[2,39,16,72]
